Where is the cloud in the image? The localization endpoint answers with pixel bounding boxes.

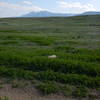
[0,1,45,17]
[23,1,32,5]
[0,2,42,11]
[58,1,96,12]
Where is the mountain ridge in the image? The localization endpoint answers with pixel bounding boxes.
[21,11,100,17]
[81,11,100,15]
[22,11,75,17]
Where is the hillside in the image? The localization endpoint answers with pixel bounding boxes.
[0,15,100,100]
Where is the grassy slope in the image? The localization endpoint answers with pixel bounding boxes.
[0,15,100,97]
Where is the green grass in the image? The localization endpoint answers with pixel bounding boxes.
[0,97,10,100]
[0,15,100,97]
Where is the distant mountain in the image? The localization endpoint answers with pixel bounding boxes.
[81,11,100,15]
[22,11,76,17]
[21,11,100,17]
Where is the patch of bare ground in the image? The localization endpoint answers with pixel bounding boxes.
[0,79,99,100]
[0,84,69,100]
[0,84,99,100]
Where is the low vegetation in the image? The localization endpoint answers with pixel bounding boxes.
[0,15,100,98]
[37,82,59,95]
[0,97,9,100]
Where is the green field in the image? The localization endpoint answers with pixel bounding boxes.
[0,15,100,98]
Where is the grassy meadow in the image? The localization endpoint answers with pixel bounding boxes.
[0,15,100,98]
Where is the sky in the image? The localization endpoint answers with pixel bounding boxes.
[0,0,100,17]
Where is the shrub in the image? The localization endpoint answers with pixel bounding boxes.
[0,66,36,79]
[62,85,73,97]
[72,86,89,97]
[0,49,99,77]
[37,82,59,95]
[36,70,100,88]
[0,67,99,88]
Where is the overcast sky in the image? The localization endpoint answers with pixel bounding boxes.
[0,0,100,17]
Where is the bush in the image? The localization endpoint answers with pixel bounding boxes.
[0,66,36,79]
[62,85,73,97]
[72,86,89,97]
[0,48,99,77]
[0,67,99,88]
[37,82,59,95]
[36,70,100,88]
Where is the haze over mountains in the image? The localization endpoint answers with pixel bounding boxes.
[22,11,100,17]
[81,11,100,15]
[22,11,75,17]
